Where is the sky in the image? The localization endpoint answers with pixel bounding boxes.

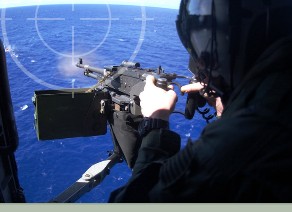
[0,0,181,9]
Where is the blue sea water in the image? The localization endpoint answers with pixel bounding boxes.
[1,4,209,203]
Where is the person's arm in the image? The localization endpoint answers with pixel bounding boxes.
[132,75,181,171]
[135,76,224,170]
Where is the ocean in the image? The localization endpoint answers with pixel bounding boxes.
[0,4,209,203]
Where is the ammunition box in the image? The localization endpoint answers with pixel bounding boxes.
[33,88,108,140]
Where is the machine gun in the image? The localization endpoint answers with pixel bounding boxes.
[76,58,201,118]
[76,58,215,121]
[33,58,213,203]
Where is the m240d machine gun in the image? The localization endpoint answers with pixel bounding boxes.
[32,58,211,202]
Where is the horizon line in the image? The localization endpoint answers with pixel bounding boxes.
[0,3,179,10]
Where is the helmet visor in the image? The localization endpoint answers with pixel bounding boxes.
[176,0,213,62]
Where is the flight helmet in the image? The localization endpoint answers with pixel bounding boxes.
[176,0,292,100]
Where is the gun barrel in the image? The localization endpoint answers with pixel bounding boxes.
[76,63,105,75]
[84,72,99,80]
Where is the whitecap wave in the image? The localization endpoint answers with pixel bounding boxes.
[20,105,28,111]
